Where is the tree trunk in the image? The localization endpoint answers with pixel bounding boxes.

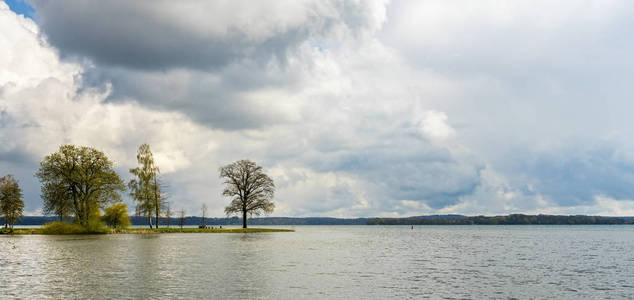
[242,209,247,228]
[148,215,153,229]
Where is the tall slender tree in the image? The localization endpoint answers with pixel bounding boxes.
[129,144,160,228]
[179,208,186,229]
[220,160,275,228]
[0,175,24,231]
[165,202,172,228]
[152,176,168,228]
[200,204,208,228]
[36,145,125,227]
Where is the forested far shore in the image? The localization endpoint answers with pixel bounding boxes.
[12,214,634,226]
[368,214,634,225]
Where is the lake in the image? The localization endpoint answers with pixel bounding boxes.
[1,225,633,299]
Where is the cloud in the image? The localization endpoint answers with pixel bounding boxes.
[30,0,388,71]
[26,0,392,130]
[418,110,455,141]
[3,1,634,217]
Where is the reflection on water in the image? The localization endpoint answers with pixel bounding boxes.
[1,226,634,299]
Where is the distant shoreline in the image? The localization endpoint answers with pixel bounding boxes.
[10,214,634,226]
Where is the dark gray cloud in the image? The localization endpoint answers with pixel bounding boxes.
[31,0,384,71]
[30,0,388,129]
[80,64,304,129]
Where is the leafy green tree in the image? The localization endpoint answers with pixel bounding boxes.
[0,174,24,231]
[41,181,73,221]
[220,160,275,228]
[129,144,161,228]
[36,145,126,227]
[103,203,131,229]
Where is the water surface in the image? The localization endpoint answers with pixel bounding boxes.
[1,225,633,299]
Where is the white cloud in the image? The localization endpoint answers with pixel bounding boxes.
[3,1,634,217]
[418,110,455,140]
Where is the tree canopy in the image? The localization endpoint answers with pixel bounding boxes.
[35,145,125,227]
[220,160,275,228]
[128,143,163,228]
[0,174,24,230]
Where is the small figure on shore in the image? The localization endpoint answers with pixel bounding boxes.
[411,225,413,230]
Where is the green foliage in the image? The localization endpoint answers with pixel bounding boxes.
[41,221,107,234]
[103,203,131,229]
[41,221,86,234]
[0,174,24,230]
[85,217,109,233]
[129,144,162,228]
[41,221,100,235]
[220,160,275,228]
[36,145,126,226]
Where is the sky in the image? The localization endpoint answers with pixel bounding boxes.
[2,0,634,217]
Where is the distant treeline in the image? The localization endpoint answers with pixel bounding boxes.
[367,214,634,225]
[16,214,634,226]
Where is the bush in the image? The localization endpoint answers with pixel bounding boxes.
[102,203,131,229]
[41,221,87,234]
[85,218,109,234]
[41,220,108,234]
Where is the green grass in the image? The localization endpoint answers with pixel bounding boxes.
[1,227,43,234]
[118,227,294,234]
[40,221,109,234]
[1,225,293,235]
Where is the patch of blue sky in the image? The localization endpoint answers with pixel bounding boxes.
[5,0,35,20]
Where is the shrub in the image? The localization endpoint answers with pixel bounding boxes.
[102,203,131,229]
[41,219,108,234]
[41,221,87,234]
[85,217,109,234]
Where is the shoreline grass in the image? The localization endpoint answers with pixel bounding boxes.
[1,227,294,235]
[118,227,294,234]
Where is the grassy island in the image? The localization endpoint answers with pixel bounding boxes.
[1,226,293,235]
[117,227,294,234]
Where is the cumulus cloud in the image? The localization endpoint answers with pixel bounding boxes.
[31,0,388,70]
[418,110,455,141]
[0,3,219,214]
[2,1,634,217]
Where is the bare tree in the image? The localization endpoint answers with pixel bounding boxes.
[165,202,172,228]
[200,204,208,228]
[220,160,275,228]
[178,208,186,229]
[151,176,168,228]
